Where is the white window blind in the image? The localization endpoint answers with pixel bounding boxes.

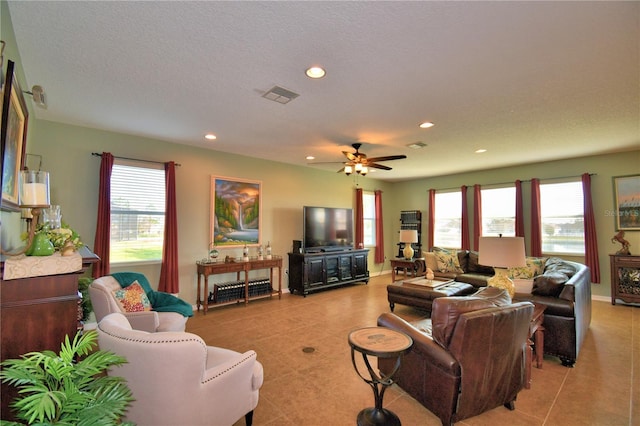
[481,187,516,236]
[110,160,166,263]
[433,191,461,249]
[363,192,376,247]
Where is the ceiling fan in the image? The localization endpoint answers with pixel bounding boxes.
[339,143,407,176]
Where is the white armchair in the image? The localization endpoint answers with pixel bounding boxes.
[97,312,263,426]
[90,275,188,332]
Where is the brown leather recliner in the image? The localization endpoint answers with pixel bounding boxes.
[377,287,534,426]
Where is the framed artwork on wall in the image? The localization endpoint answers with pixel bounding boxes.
[612,174,640,231]
[1,60,29,212]
[210,175,262,247]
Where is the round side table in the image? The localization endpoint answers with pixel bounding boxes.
[348,326,413,426]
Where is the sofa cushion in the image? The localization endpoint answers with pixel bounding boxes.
[433,247,465,273]
[532,271,568,297]
[467,251,494,274]
[112,281,152,312]
[431,287,511,348]
[423,251,439,272]
[544,257,577,278]
[508,257,547,279]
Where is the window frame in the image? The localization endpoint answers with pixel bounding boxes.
[480,186,516,237]
[109,159,166,265]
[433,190,462,249]
[362,191,376,248]
[539,179,585,256]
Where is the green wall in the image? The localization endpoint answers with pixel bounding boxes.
[2,1,639,304]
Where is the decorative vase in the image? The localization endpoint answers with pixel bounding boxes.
[266,241,272,259]
[208,243,219,261]
[257,245,264,260]
[27,232,55,256]
[243,244,249,262]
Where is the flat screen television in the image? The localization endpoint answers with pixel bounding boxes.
[303,206,354,252]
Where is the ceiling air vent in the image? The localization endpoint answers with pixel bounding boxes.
[262,86,300,104]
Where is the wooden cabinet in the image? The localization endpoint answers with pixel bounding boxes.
[610,254,640,305]
[0,247,98,420]
[288,249,369,296]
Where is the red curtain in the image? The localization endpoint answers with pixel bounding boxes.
[515,180,525,237]
[582,173,600,283]
[427,189,435,250]
[473,184,482,251]
[530,178,542,257]
[461,186,469,250]
[374,190,385,264]
[159,162,179,293]
[92,152,114,278]
[355,188,364,249]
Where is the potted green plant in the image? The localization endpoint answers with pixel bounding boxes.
[78,277,94,323]
[0,331,133,426]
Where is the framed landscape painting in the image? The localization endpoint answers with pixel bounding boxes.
[210,176,262,247]
[1,60,29,212]
[613,174,640,231]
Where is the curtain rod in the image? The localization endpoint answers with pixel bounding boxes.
[91,152,181,167]
[428,173,596,192]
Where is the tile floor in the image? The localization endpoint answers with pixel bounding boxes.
[186,274,638,426]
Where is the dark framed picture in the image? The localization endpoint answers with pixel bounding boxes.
[1,60,29,212]
[210,176,262,247]
[612,174,640,231]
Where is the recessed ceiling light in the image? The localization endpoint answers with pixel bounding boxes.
[419,122,434,129]
[407,141,427,149]
[204,134,217,140]
[306,156,315,160]
[305,66,326,79]
[475,149,487,153]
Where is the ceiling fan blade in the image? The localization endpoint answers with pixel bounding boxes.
[365,155,407,162]
[343,151,357,161]
[308,161,348,165]
[368,163,393,171]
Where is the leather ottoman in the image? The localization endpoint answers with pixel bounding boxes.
[387,280,476,313]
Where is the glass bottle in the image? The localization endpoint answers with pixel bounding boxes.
[266,241,272,259]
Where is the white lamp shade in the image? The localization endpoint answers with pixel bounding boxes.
[478,236,526,268]
[399,229,418,243]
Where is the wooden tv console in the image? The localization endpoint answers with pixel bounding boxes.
[288,249,369,296]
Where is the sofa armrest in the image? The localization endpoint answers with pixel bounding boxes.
[203,348,262,390]
[377,313,458,374]
[123,311,160,332]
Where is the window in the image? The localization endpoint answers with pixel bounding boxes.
[110,160,166,263]
[433,191,461,248]
[362,192,376,247]
[540,181,584,255]
[481,187,516,236]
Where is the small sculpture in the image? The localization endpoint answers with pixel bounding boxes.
[425,267,435,281]
[611,230,631,255]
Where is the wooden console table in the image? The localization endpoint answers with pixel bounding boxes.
[196,256,282,314]
[609,254,640,305]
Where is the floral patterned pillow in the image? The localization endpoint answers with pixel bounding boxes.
[112,281,152,312]
[508,257,548,279]
[433,247,464,273]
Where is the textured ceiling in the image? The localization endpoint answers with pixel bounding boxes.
[7,1,639,181]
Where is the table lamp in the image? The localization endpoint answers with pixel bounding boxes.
[399,229,418,260]
[478,235,526,298]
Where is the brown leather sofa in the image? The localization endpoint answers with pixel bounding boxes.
[378,287,533,426]
[418,250,591,367]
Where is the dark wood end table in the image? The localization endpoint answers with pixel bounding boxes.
[390,257,425,282]
[348,327,413,426]
[525,303,546,389]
